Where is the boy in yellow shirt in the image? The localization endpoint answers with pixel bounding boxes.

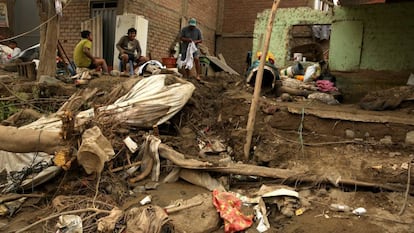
[74,30,108,74]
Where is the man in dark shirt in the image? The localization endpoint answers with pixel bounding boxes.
[180,18,203,80]
[116,28,149,74]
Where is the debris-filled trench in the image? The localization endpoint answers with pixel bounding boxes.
[0,66,413,233]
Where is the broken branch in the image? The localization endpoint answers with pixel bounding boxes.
[15,208,112,233]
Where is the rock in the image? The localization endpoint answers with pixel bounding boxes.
[405,131,414,145]
[180,126,196,139]
[345,129,355,138]
[168,193,220,233]
[388,152,401,157]
[281,93,292,102]
[110,70,121,77]
[264,115,273,123]
[380,136,393,145]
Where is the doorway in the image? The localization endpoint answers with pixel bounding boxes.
[90,1,117,68]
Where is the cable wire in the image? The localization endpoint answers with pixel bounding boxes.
[0,0,73,43]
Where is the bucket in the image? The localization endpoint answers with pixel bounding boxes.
[293,53,303,61]
[162,57,177,68]
[280,63,304,77]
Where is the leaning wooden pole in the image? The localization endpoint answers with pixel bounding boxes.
[244,0,280,160]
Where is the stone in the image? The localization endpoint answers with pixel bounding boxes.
[345,129,355,138]
[380,136,392,145]
[405,131,414,145]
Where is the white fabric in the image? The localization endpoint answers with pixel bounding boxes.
[55,0,63,16]
[181,41,197,70]
[11,48,21,59]
[77,74,195,127]
[136,60,165,75]
[140,135,161,181]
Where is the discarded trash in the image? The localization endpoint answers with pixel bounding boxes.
[329,204,351,212]
[77,126,115,174]
[407,73,414,86]
[125,205,172,233]
[254,199,270,232]
[352,207,367,216]
[303,63,321,82]
[295,208,305,216]
[97,208,123,233]
[0,197,26,216]
[212,189,253,233]
[280,63,304,78]
[123,136,138,153]
[293,53,303,62]
[56,215,83,233]
[262,187,299,198]
[140,195,152,205]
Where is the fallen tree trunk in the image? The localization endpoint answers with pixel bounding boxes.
[158,143,299,179]
[158,143,414,194]
[0,126,66,154]
[2,109,43,126]
[58,87,98,112]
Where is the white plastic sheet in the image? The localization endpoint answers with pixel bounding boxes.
[77,74,195,127]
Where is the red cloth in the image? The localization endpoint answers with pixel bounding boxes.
[212,189,253,233]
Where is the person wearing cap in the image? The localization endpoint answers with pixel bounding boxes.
[74,30,109,74]
[180,18,203,81]
[116,27,149,75]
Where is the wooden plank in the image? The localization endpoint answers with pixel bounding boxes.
[206,55,239,75]
[287,106,414,126]
[244,0,280,160]
[217,53,227,64]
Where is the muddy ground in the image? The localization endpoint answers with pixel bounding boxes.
[0,69,413,233]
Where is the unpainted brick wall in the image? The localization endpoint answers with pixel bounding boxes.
[126,0,218,60]
[59,0,218,63]
[219,0,313,75]
[59,0,92,61]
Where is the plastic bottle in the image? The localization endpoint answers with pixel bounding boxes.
[352,207,367,216]
[329,204,351,212]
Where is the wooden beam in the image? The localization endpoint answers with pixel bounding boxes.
[244,0,281,161]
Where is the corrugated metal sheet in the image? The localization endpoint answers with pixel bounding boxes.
[81,15,103,58]
[91,7,117,67]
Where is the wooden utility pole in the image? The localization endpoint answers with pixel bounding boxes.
[243,0,280,160]
[37,0,60,80]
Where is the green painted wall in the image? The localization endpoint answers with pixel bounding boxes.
[253,7,332,68]
[333,3,414,71]
[254,3,414,71]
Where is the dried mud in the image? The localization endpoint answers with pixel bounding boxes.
[1,71,414,233]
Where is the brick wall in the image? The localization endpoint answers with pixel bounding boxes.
[59,0,218,63]
[218,0,314,75]
[59,0,92,60]
[125,0,218,60]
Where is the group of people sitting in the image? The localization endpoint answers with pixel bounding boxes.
[73,17,203,80]
[73,27,148,76]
